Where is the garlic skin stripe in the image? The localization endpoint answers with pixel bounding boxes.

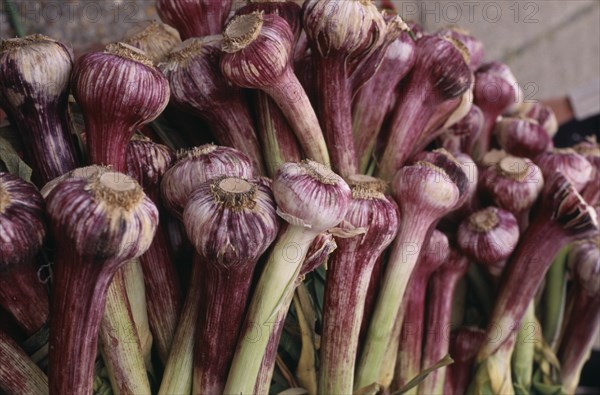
[156,0,233,39]
[319,175,399,395]
[0,35,79,185]
[72,42,170,173]
[46,171,158,395]
[184,176,279,395]
[0,172,49,337]
[356,160,462,389]
[225,160,351,394]
[221,12,331,168]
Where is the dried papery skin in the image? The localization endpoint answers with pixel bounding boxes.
[573,137,600,205]
[156,0,233,39]
[495,116,553,159]
[160,144,255,219]
[480,156,544,216]
[377,35,472,180]
[0,173,48,336]
[221,12,330,167]
[45,172,158,395]
[0,35,79,185]
[480,148,508,168]
[254,232,337,394]
[123,21,181,63]
[71,42,170,172]
[319,175,399,395]
[159,36,265,173]
[0,328,48,395]
[355,162,460,389]
[181,177,279,395]
[99,269,151,395]
[438,26,485,70]
[236,0,303,41]
[439,104,485,156]
[444,327,487,395]
[419,250,470,395]
[40,165,106,198]
[353,30,416,173]
[393,230,449,392]
[523,102,558,137]
[472,62,521,161]
[559,238,600,394]
[225,160,351,394]
[235,1,304,177]
[477,173,598,361]
[458,207,519,276]
[126,138,181,363]
[535,148,592,192]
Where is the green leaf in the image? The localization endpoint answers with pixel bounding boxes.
[0,126,32,181]
[354,383,382,395]
[391,354,454,395]
[293,286,318,395]
[531,369,566,395]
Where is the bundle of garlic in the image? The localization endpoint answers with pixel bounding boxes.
[0,1,598,395]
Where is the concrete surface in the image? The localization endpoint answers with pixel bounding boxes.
[0,0,599,100]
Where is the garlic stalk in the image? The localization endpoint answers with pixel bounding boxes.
[46,170,157,395]
[0,328,48,395]
[0,35,79,185]
[235,0,304,177]
[393,230,449,392]
[302,0,399,177]
[353,30,416,174]
[159,36,266,173]
[355,160,461,389]
[472,62,522,160]
[99,269,151,395]
[476,173,598,361]
[419,249,470,395]
[253,232,337,394]
[158,147,255,395]
[221,12,330,167]
[185,176,279,395]
[444,327,486,395]
[559,237,600,394]
[319,175,399,395]
[376,36,472,180]
[224,160,351,394]
[126,137,181,363]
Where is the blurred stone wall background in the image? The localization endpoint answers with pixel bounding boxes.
[1,0,599,100]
